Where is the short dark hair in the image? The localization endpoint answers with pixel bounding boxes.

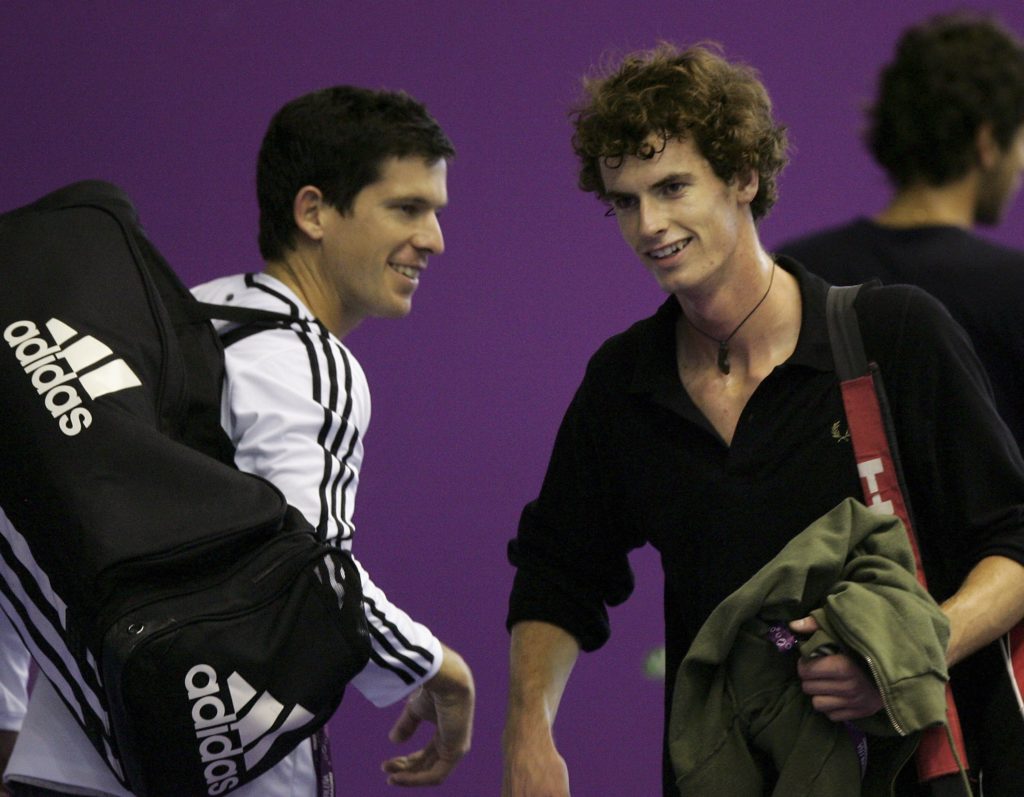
[868,12,1024,188]
[257,86,455,261]
[571,43,788,220]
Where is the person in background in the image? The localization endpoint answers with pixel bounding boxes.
[777,11,1024,445]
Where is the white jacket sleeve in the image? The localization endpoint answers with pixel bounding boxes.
[222,329,442,708]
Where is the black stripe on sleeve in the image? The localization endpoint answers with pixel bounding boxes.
[362,595,435,680]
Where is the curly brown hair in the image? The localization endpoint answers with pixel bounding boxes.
[868,12,1024,189]
[571,43,788,220]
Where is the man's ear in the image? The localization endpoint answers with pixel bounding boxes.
[735,170,760,205]
[976,123,1002,170]
[292,185,327,243]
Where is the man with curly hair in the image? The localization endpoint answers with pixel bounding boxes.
[504,43,1024,796]
[778,12,1024,446]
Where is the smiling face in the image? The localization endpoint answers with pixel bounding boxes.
[600,137,758,299]
[319,155,448,333]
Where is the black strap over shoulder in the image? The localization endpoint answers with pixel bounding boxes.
[191,301,293,326]
[826,283,911,495]
[189,301,296,348]
[825,284,868,380]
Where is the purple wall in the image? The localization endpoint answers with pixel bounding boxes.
[3,2,1022,794]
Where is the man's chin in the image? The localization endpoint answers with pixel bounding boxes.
[377,301,414,320]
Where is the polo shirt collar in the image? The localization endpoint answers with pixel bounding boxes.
[629,255,836,399]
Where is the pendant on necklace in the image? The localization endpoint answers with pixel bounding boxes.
[717,342,730,375]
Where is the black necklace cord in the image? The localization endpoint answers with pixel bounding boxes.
[684,262,777,375]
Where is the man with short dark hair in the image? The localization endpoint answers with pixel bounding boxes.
[503,43,1024,796]
[3,85,474,796]
[778,12,1024,445]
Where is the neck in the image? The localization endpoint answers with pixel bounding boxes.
[677,247,775,337]
[264,252,358,339]
[677,250,800,377]
[875,178,977,230]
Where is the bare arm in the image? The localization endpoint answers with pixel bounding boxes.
[941,555,1024,666]
[382,643,475,787]
[502,620,580,797]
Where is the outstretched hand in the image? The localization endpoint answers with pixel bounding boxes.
[382,644,474,787]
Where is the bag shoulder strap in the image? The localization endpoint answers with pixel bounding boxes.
[825,284,868,380]
[825,284,971,789]
[826,283,924,571]
[189,300,293,326]
[187,301,297,348]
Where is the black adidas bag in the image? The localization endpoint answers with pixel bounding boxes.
[0,181,371,795]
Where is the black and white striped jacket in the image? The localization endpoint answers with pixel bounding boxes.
[0,272,441,795]
[199,272,442,706]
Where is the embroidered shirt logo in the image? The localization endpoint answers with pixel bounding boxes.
[831,421,850,443]
[185,664,317,795]
[4,318,141,436]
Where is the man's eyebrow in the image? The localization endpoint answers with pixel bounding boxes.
[602,172,695,200]
[386,194,447,209]
[650,172,693,190]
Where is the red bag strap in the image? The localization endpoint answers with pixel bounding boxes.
[826,285,970,784]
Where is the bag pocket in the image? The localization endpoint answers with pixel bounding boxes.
[101,530,370,797]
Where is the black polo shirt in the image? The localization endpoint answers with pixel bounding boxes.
[508,257,1024,794]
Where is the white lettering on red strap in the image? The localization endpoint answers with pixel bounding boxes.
[857,457,895,515]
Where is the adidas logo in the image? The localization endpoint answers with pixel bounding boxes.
[3,318,142,437]
[185,663,317,795]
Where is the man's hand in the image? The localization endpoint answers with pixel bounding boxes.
[381,644,474,787]
[789,616,883,722]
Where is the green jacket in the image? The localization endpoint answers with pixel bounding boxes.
[669,498,953,796]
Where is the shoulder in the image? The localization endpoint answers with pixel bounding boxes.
[855,281,956,334]
[190,273,248,303]
[954,232,1024,274]
[853,282,973,369]
[192,272,311,318]
[584,300,673,380]
[227,323,364,385]
[854,279,927,307]
[201,287,366,397]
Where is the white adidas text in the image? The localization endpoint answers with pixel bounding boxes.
[186,664,243,795]
[3,318,141,436]
[184,662,319,795]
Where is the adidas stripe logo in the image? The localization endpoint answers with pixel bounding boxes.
[186,664,317,795]
[3,318,142,437]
